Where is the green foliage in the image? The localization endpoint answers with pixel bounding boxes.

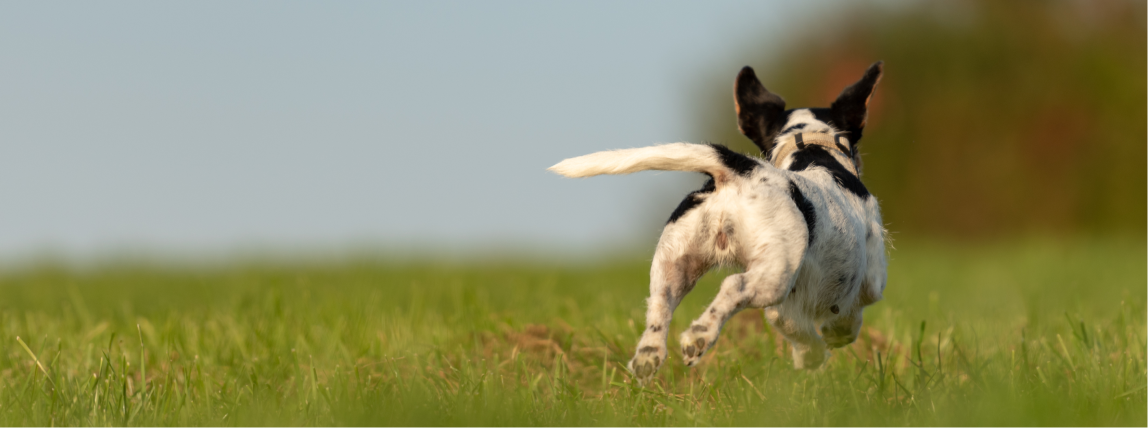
[0,238,1143,425]
[694,0,1146,237]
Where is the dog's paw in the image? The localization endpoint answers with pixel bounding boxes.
[823,333,858,349]
[820,317,861,349]
[679,324,717,367]
[792,346,830,370]
[627,346,665,385]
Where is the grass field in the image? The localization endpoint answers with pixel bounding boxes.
[0,237,1143,426]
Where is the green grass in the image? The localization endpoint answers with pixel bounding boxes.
[0,237,1143,426]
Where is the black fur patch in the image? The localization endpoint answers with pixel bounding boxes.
[788,181,817,245]
[810,108,838,129]
[667,178,716,224]
[788,146,870,198]
[708,144,758,176]
[781,123,806,134]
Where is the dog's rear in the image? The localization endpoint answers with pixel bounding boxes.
[550,62,888,384]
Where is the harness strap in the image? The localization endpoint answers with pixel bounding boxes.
[788,132,849,156]
[834,134,851,156]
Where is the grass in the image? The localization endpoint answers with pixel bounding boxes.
[0,237,1143,426]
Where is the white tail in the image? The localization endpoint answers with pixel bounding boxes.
[548,143,732,179]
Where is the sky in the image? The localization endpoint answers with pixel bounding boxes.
[0,1,835,260]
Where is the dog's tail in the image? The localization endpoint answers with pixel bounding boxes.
[548,143,755,181]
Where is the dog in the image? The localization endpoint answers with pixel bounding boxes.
[548,62,888,384]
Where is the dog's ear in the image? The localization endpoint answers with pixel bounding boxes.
[734,66,787,155]
[830,61,883,139]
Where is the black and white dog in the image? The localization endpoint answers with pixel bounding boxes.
[549,62,888,384]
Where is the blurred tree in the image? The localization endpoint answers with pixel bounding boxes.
[694,0,1145,238]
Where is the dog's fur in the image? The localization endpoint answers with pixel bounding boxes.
[549,62,887,384]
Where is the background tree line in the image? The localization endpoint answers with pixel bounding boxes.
[693,0,1145,239]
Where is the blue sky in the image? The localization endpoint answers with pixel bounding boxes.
[0,1,840,259]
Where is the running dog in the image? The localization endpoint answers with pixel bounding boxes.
[549,62,887,384]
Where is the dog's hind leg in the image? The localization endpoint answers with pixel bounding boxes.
[679,247,803,367]
[628,234,711,385]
